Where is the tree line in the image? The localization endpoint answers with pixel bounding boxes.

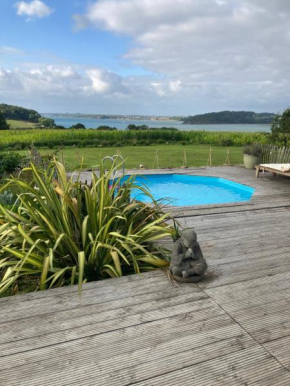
[0,103,41,122]
[182,111,276,124]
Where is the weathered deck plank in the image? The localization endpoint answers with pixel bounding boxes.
[1,166,290,385]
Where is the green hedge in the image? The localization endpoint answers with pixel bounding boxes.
[0,129,272,149]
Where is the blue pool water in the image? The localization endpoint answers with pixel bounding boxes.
[125,174,254,206]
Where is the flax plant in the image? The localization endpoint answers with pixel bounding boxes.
[0,160,174,296]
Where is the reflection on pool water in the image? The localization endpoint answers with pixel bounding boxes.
[123,174,255,207]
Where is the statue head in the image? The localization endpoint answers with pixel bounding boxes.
[181,229,197,248]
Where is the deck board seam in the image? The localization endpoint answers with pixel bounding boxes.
[124,342,261,386]
[173,205,290,218]
[0,303,221,358]
[203,286,290,377]
[0,287,206,326]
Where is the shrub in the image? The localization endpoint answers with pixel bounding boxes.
[0,153,23,176]
[21,144,56,170]
[243,144,263,157]
[13,143,24,151]
[0,161,174,296]
[139,139,151,146]
[99,140,111,147]
[0,113,10,131]
[155,139,166,144]
[220,138,234,147]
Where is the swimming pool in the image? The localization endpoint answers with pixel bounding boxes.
[126,174,255,206]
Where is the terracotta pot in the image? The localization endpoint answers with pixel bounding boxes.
[243,154,261,169]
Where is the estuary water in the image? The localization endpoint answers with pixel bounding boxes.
[45,116,271,133]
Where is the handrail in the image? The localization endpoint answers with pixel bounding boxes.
[113,154,125,176]
[102,154,125,179]
[102,156,115,166]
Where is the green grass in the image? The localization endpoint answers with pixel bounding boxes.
[14,145,243,170]
[7,120,38,129]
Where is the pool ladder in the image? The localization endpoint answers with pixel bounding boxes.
[102,154,125,179]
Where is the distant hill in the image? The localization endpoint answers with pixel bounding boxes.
[0,103,41,123]
[182,111,276,125]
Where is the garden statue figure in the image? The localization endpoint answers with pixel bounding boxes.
[170,229,207,283]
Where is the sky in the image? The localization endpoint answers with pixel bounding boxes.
[0,0,290,115]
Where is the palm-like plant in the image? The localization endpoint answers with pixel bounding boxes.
[0,160,174,296]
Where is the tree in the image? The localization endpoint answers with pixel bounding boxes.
[127,124,149,130]
[182,111,276,125]
[0,113,10,130]
[70,123,86,129]
[271,109,290,145]
[271,109,290,135]
[139,125,149,130]
[38,117,56,128]
[127,124,137,130]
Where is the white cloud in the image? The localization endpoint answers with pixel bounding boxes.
[3,0,290,114]
[15,0,53,19]
[0,64,133,98]
[151,82,166,97]
[1,62,289,114]
[72,0,290,113]
[0,64,169,113]
[169,80,182,93]
[86,69,112,94]
[0,65,81,96]
[0,68,23,90]
[85,69,130,95]
[151,80,182,96]
[74,0,228,34]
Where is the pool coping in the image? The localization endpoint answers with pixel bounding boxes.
[78,165,290,211]
[123,172,255,208]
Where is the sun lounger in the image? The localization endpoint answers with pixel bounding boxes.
[256,164,290,178]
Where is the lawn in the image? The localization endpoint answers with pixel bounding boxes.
[15,144,243,170]
[7,120,38,129]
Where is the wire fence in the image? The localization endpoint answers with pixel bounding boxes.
[145,148,235,169]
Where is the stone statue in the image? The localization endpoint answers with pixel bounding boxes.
[170,229,207,283]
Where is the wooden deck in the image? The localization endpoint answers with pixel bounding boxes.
[1,166,290,385]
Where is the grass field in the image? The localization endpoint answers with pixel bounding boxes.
[14,144,243,170]
[7,120,38,129]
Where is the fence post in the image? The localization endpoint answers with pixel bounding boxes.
[153,150,159,169]
[207,147,212,167]
[225,149,230,165]
[183,150,187,167]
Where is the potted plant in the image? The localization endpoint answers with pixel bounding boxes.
[243,144,263,169]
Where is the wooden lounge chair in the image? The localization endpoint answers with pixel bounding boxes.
[256,163,290,178]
